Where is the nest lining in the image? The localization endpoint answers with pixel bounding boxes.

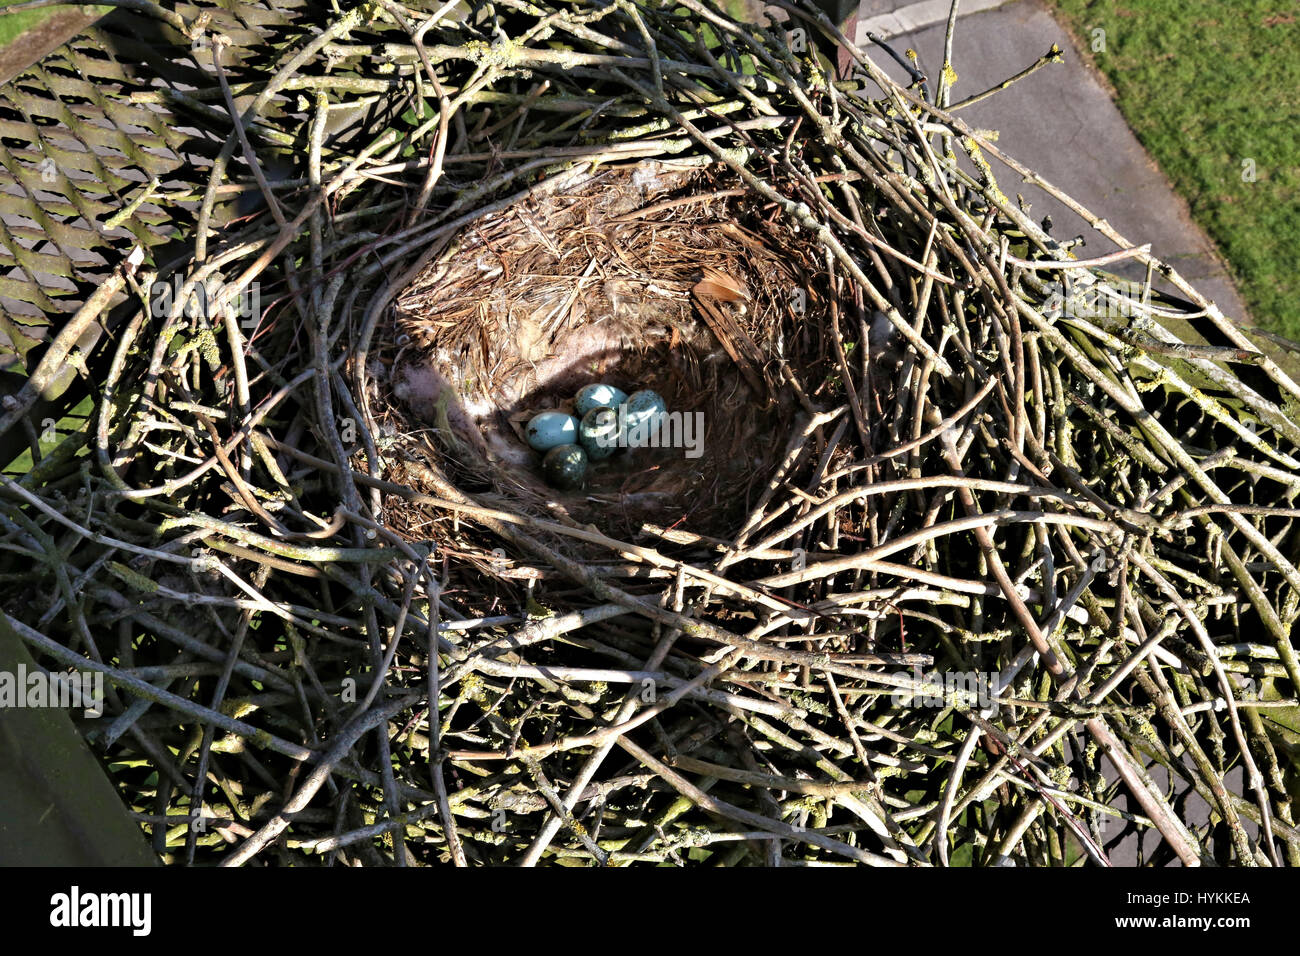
[384,159,838,539]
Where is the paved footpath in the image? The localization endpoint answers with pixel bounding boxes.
[839,0,1250,327]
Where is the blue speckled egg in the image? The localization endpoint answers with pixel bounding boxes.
[525,411,579,452]
[574,383,628,418]
[622,389,667,447]
[579,406,620,460]
[543,444,587,490]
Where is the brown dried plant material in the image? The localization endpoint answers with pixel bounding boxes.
[692,265,774,401]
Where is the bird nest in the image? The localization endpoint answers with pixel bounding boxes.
[383,159,838,538]
[7,0,1300,868]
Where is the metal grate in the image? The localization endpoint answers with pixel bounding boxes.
[0,1,309,370]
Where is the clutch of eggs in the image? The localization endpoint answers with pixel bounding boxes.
[525,384,669,489]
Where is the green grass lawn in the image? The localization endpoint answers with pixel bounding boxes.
[1046,0,1300,339]
[0,4,57,46]
[0,3,111,56]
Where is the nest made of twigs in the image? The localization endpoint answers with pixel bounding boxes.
[11,0,1300,869]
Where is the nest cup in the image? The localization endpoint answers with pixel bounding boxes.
[384,159,835,539]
